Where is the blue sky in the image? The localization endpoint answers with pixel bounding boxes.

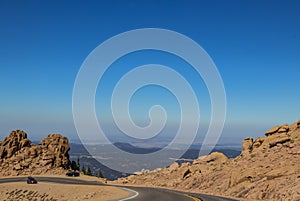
[0,0,300,144]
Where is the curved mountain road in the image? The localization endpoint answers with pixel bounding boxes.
[0,177,240,201]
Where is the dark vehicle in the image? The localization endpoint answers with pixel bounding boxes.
[27,176,37,184]
[66,171,80,177]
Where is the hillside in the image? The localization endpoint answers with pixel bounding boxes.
[114,120,300,201]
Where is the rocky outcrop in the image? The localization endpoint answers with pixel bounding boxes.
[0,130,70,176]
[0,130,31,159]
[168,162,179,172]
[193,152,228,164]
[241,138,254,155]
[265,125,281,136]
[39,134,70,168]
[114,119,300,201]
[240,123,296,156]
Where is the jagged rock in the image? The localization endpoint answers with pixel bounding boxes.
[39,134,70,168]
[0,130,32,159]
[20,160,29,168]
[193,152,228,164]
[253,137,265,148]
[14,164,22,170]
[241,138,253,155]
[10,155,22,162]
[168,162,179,172]
[289,120,300,132]
[245,125,291,152]
[0,130,71,176]
[229,169,256,187]
[263,133,291,148]
[265,126,281,136]
[182,169,191,179]
[6,146,18,158]
[278,124,289,133]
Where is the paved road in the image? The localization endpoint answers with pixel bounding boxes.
[0,176,103,186]
[117,186,193,201]
[118,186,240,201]
[0,177,240,201]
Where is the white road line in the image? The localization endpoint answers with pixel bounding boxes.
[119,187,139,201]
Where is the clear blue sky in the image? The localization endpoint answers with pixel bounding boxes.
[0,0,299,143]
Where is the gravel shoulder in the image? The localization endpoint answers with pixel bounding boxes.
[0,176,129,201]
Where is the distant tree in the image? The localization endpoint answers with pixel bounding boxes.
[86,165,92,176]
[71,160,77,171]
[76,157,80,171]
[82,164,86,175]
[97,170,104,178]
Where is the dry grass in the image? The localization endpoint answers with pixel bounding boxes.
[0,182,129,201]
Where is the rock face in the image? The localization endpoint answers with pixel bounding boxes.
[39,134,70,168]
[114,120,300,201]
[0,130,31,159]
[0,130,70,176]
[240,122,297,156]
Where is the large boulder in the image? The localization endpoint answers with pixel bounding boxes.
[265,126,281,136]
[263,133,290,148]
[193,152,228,164]
[168,162,179,172]
[278,124,289,134]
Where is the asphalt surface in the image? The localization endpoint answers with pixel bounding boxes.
[118,186,193,201]
[0,177,240,201]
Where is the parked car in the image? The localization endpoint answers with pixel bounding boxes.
[27,176,37,184]
[66,171,80,177]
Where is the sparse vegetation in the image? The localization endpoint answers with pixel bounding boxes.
[81,164,86,175]
[70,160,77,171]
[3,188,57,201]
[76,157,80,171]
[97,170,104,178]
[86,165,92,176]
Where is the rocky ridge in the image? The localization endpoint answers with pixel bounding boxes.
[115,120,300,201]
[0,130,70,176]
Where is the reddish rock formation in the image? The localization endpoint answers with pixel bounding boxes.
[0,130,70,176]
[0,130,31,159]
